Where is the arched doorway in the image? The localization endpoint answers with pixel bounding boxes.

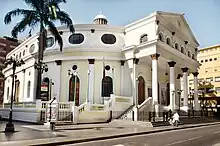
[138,76,145,105]
[69,76,80,106]
[14,80,20,102]
[102,76,113,103]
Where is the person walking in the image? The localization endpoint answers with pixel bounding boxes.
[172,112,179,127]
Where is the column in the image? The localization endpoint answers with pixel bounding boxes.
[168,61,176,111]
[120,60,125,96]
[181,67,189,111]
[88,59,95,104]
[55,60,62,101]
[133,58,139,121]
[133,58,139,107]
[177,74,182,110]
[192,72,200,111]
[151,53,160,112]
[22,69,25,102]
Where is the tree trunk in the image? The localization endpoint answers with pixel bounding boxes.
[36,23,46,100]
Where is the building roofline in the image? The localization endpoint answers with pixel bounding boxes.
[199,44,220,51]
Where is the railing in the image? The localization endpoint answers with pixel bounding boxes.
[3,102,36,108]
[138,111,171,122]
[39,101,73,123]
[138,109,216,122]
[138,97,152,111]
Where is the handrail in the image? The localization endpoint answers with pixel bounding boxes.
[138,97,152,111]
[116,104,135,119]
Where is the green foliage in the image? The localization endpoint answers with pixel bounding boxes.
[4,0,74,52]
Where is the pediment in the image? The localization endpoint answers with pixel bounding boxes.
[157,11,199,47]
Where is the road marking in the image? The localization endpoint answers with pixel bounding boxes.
[214,131,220,134]
[165,136,202,146]
[113,145,124,146]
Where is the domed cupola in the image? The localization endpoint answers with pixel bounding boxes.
[93,11,108,25]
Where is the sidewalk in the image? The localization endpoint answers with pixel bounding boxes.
[1,120,220,146]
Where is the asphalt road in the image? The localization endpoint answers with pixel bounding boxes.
[64,124,220,146]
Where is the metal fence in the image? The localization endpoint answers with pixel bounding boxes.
[40,102,73,123]
[138,109,216,122]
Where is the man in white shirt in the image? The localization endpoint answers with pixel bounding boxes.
[172,112,179,127]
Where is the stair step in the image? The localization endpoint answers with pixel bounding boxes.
[110,119,153,127]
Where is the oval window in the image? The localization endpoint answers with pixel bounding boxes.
[46,37,54,48]
[101,34,116,44]
[69,33,84,44]
[29,44,35,53]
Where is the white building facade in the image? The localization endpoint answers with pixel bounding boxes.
[3,11,201,114]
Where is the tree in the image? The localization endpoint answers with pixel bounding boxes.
[198,80,216,107]
[4,0,74,100]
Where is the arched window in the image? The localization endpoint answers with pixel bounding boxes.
[181,47,184,53]
[41,77,50,101]
[102,76,113,97]
[158,33,164,42]
[166,37,171,46]
[192,54,195,59]
[69,76,80,106]
[140,34,148,43]
[138,76,145,105]
[188,51,191,57]
[6,87,9,100]
[23,50,25,56]
[14,80,20,102]
[27,81,31,98]
[175,43,179,50]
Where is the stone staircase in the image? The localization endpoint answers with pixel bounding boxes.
[110,119,153,127]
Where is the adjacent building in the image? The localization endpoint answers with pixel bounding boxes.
[0,37,20,104]
[189,44,220,96]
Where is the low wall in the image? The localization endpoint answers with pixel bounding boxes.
[110,95,133,118]
[0,108,39,123]
[76,103,110,123]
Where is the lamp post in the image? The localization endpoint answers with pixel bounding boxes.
[87,69,91,103]
[68,65,78,106]
[34,62,48,101]
[176,89,183,111]
[49,79,54,101]
[5,57,25,132]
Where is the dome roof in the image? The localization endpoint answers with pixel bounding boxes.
[93,11,107,21]
[94,13,107,20]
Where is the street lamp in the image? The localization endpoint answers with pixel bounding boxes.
[5,57,25,132]
[34,62,48,73]
[68,65,78,106]
[49,79,54,101]
[87,69,91,103]
[176,89,183,111]
[34,62,48,101]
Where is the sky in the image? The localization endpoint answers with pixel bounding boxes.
[0,0,220,48]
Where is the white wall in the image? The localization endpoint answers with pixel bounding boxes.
[125,16,157,47]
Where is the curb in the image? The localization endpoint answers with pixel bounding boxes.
[30,122,220,146]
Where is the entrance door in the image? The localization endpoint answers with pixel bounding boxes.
[69,76,80,106]
[138,76,145,105]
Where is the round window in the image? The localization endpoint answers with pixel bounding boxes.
[101,34,116,44]
[29,44,35,53]
[46,37,54,48]
[69,33,84,44]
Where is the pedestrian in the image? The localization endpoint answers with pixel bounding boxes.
[172,111,179,127]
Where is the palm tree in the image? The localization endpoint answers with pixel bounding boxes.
[4,0,74,100]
